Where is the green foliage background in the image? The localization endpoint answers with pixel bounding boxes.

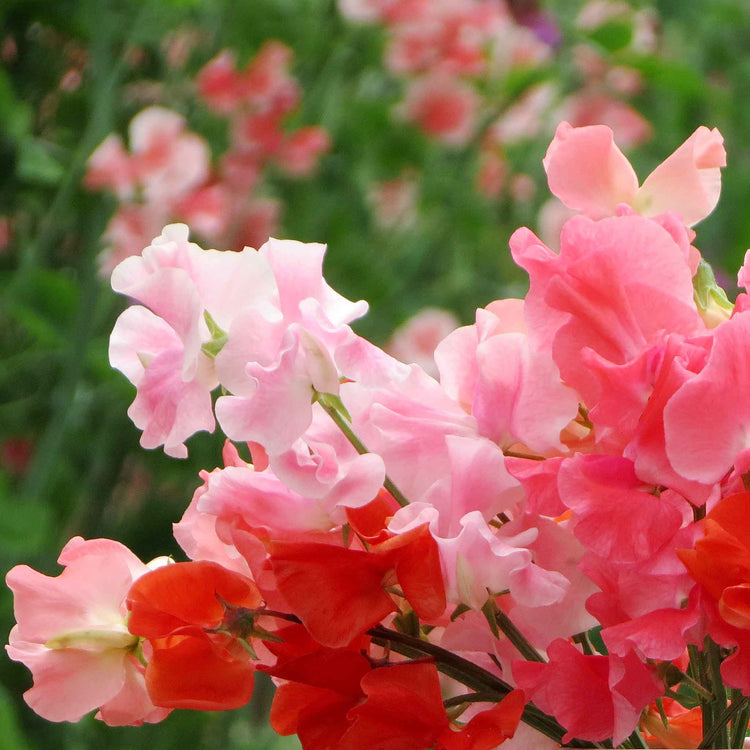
[0,0,747,746]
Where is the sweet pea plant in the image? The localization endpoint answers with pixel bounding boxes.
[7,120,750,749]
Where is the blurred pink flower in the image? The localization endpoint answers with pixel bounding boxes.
[386,307,459,377]
[399,73,479,146]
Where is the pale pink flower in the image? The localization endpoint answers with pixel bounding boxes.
[543,121,725,225]
[368,171,419,228]
[6,537,169,725]
[385,308,459,377]
[110,223,279,456]
[85,135,136,199]
[435,298,579,454]
[214,238,368,454]
[97,203,167,277]
[128,107,210,204]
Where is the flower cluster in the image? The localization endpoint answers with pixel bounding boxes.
[9,122,750,748]
[85,41,329,275]
[339,0,653,204]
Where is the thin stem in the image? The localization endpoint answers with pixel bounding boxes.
[316,394,410,507]
[699,696,750,749]
[443,691,503,709]
[707,638,730,748]
[367,625,600,748]
[730,689,750,748]
[623,728,648,749]
[690,643,714,737]
[503,449,546,461]
[493,606,545,663]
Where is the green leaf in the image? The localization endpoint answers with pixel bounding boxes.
[587,20,633,53]
[16,139,66,186]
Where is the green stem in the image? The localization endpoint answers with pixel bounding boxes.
[690,643,714,738]
[316,393,410,507]
[368,625,601,748]
[730,689,750,748]
[493,605,545,663]
[699,696,750,749]
[443,691,503,709]
[707,638,730,748]
[623,728,648,749]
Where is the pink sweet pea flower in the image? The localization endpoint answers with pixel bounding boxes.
[128,107,210,204]
[513,639,661,746]
[435,298,579,454]
[664,310,750,484]
[511,214,704,414]
[214,238,368,454]
[110,223,279,457]
[399,73,479,146]
[276,127,330,177]
[386,307,459,378]
[6,538,170,726]
[543,121,725,226]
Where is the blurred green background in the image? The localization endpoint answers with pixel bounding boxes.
[0,0,748,746]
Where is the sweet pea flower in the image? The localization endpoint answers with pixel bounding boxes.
[399,73,479,146]
[513,639,662,746]
[6,537,169,725]
[386,307,459,377]
[215,238,368,454]
[543,121,725,225]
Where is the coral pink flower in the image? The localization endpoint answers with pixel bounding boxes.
[664,311,750,484]
[196,50,244,113]
[514,639,661,745]
[6,537,169,725]
[276,127,330,177]
[399,73,479,146]
[543,121,725,225]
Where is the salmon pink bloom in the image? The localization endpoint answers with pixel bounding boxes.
[664,312,750,485]
[543,121,725,225]
[6,537,169,725]
[399,73,479,146]
[126,560,263,710]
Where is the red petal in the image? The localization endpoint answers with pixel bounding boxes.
[146,635,254,710]
[269,542,395,647]
[375,525,446,620]
[128,561,262,638]
[271,682,356,748]
[345,489,400,542]
[438,690,526,750]
[339,663,448,749]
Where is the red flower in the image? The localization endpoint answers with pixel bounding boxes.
[679,491,750,629]
[266,626,524,750]
[268,523,445,647]
[127,561,262,710]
